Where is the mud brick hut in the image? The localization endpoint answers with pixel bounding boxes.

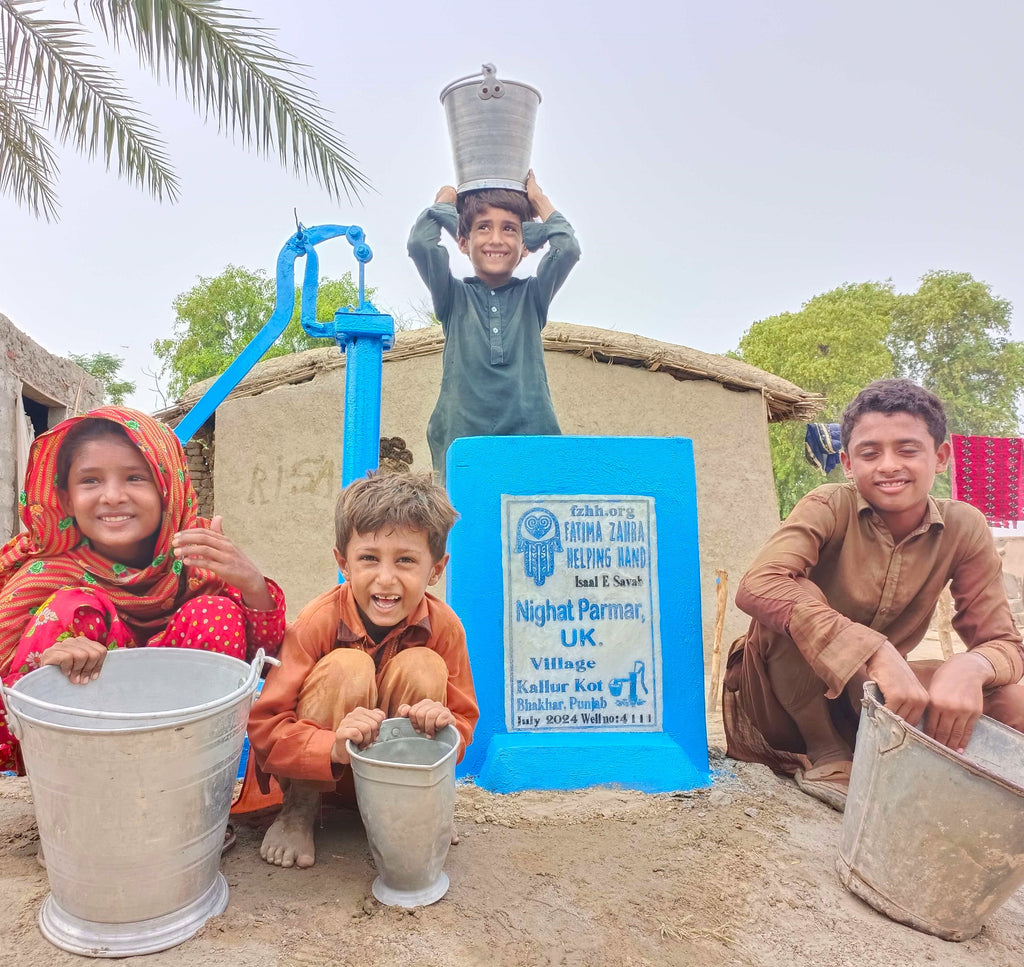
[0,314,104,541]
[157,322,823,658]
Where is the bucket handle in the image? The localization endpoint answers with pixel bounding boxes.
[862,681,909,754]
[442,63,505,101]
[0,678,22,740]
[0,649,279,726]
[476,63,504,100]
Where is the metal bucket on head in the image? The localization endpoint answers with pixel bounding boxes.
[1,647,272,957]
[348,717,459,907]
[440,63,541,194]
[837,682,1024,941]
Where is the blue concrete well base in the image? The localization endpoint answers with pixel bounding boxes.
[448,435,711,795]
[476,732,708,794]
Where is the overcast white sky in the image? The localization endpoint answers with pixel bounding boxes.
[2,0,1023,411]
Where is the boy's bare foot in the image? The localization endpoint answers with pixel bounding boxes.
[260,780,320,868]
[451,825,459,846]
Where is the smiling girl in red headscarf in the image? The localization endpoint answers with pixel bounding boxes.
[0,406,285,774]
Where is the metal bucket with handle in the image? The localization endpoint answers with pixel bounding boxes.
[838,681,1024,940]
[440,63,541,194]
[1,647,277,957]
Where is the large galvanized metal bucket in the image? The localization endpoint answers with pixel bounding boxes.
[440,63,541,194]
[348,717,459,907]
[837,682,1024,940]
[0,647,273,957]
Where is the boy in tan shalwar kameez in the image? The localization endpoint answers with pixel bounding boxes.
[724,379,1024,810]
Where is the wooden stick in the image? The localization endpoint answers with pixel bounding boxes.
[937,586,954,661]
[707,569,729,710]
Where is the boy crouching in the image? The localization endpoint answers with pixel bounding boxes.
[724,379,1024,811]
[248,471,479,868]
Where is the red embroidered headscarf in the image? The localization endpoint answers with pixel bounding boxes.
[0,406,223,674]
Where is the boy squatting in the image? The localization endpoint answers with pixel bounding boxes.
[248,471,479,868]
[723,379,1024,810]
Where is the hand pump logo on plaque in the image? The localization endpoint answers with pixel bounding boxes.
[503,495,662,732]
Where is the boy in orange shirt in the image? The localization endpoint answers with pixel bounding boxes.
[724,379,1024,810]
[248,471,478,868]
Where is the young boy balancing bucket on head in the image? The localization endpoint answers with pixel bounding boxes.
[411,63,581,483]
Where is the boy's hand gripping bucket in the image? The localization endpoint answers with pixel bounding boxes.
[440,63,541,194]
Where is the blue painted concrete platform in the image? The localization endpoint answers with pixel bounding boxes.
[447,435,710,794]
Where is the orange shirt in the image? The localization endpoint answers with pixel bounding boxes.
[735,483,1024,698]
[248,584,479,785]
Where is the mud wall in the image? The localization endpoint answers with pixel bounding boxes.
[0,313,103,539]
[212,348,779,672]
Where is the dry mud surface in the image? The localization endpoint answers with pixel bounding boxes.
[2,752,1022,967]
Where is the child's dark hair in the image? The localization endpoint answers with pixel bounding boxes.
[840,379,947,450]
[56,418,136,489]
[335,470,458,562]
[457,188,533,239]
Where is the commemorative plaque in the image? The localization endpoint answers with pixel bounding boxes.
[447,435,708,793]
[503,495,661,732]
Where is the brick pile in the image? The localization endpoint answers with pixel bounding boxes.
[184,432,215,519]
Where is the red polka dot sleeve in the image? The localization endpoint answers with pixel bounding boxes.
[221,577,286,659]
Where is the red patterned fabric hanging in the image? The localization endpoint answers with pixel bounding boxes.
[950,435,1024,528]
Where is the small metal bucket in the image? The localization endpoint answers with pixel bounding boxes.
[0,647,272,957]
[440,63,541,194]
[837,682,1024,940]
[348,718,459,907]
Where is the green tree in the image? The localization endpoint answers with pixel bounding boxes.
[736,272,1024,516]
[890,271,1024,437]
[736,282,897,515]
[69,351,136,404]
[153,264,373,399]
[1,0,367,220]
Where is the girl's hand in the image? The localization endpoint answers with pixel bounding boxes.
[39,637,108,684]
[172,516,274,610]
[331,707,386,765]
[397,699,455,738]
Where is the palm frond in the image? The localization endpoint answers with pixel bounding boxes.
[0,82,59,219]
[1,0,179,206]
[87,0,368,200]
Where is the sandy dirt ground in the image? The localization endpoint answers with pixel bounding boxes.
[2,630,1021,967]
[3,755,1023,967]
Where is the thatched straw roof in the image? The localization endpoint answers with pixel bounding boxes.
[156,321,824,425]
